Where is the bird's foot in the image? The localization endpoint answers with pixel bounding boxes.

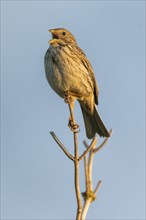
[68,119,80,133]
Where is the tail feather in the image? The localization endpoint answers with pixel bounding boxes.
[81,105,110,139]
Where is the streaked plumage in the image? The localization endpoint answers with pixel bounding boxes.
[44,28,110,139]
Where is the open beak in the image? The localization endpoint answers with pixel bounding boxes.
[48,29,59,44]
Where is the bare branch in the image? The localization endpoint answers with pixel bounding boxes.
[83,140,89,149]
[84,156,90,194]
[81,199,92,220]
[68,102,82,220]
[50,93,112,220]
[82,180,102,220]
[82,138,97,220]
[50,131,75,162]
[94,180,102,195]
[93,129,112,153]
[88,150,95,192]
[83,136,98,149]
[79,137,97,161]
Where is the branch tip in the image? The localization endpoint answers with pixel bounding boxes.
[93,129,112,153]
[50,131,75,162]
[79,137,97,161]
[94,180,102,195]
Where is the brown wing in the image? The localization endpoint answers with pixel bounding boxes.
[76,45,99,105]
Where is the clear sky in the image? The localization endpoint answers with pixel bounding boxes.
[1,1,145,220]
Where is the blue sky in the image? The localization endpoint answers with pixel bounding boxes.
[1,1,145,219]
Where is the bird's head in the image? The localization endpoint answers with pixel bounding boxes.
[48,28,77,46]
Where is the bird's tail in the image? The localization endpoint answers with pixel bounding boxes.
[81,105,110,139]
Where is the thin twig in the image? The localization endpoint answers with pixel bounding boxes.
[82,156,91,220]
[81,140,97,220]
[81,199,92,220]
[79,137,97,161]
[68,102,82,220]
[88,148,95,192]
[93,129,112,153]
[94,180,102,195]
[83,140,89,149]
[50,131,75,162]
[83,136,98,149]
[84,156,89,194]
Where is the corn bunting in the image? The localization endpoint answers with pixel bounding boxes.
[44,28,110,139]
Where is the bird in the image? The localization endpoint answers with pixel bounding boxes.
[44,28,110,139]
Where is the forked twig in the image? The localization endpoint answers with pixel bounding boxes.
[50,96,112,220]
[81,131,112,220]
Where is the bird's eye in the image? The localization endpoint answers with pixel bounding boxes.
[62,31,66,36]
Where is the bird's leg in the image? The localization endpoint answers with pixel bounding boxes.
[64,91,80,133]
[64,91,72,104]
[68,106,80,133]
